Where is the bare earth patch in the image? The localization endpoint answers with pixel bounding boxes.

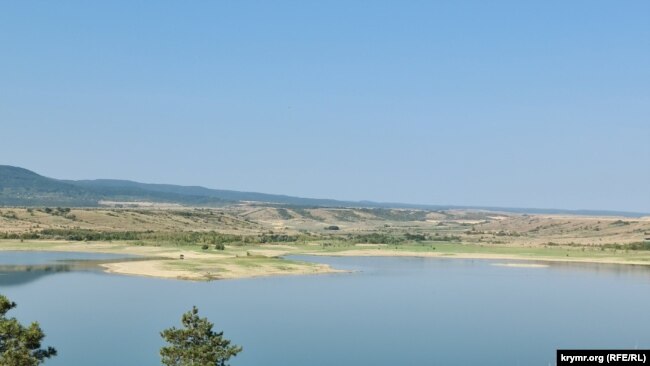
[102,260,199,280]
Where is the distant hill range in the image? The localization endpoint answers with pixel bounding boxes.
[0,165,646,217]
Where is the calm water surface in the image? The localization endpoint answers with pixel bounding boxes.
[0,251,133,265]
[1,252,649,366]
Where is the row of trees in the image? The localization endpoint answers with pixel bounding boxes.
[26,228,305,245]
[0,295,241,366]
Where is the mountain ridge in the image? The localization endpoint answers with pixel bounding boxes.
[0,165,646,217]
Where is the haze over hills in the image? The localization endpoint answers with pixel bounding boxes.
[0,165,646,217]
[0,165,375,208]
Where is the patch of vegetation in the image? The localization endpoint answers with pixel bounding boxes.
[258,234,298,243]
[0,232,41,240]
[276,208,293,220]
[0,210,18,220]
[609,220,631,227]
[291,207,323,221]
[430,233,462,242]
[29,228,310,246]
[603,242,650,251]
[358,208,428,221]
[404,233,428,241]
[349,233,405,244]
[331,210,362,222]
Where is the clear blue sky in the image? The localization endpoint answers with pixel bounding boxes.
[1,1,648,212]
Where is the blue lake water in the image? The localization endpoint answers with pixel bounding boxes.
[1,252,650,366]
[0,251,133,265]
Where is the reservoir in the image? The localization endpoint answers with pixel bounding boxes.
[1,252,649,366]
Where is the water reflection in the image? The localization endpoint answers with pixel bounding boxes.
[0,252,160,286]
[534,259,650,277]
[0,264,72,286]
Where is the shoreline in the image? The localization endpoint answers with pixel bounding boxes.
[1,240,649,280]
[99,258,345,281]
[307,249,650,267]
[0,241,341,281]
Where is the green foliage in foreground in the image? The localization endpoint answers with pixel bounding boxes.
[0,295,56,366]
[160,306,242,366]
